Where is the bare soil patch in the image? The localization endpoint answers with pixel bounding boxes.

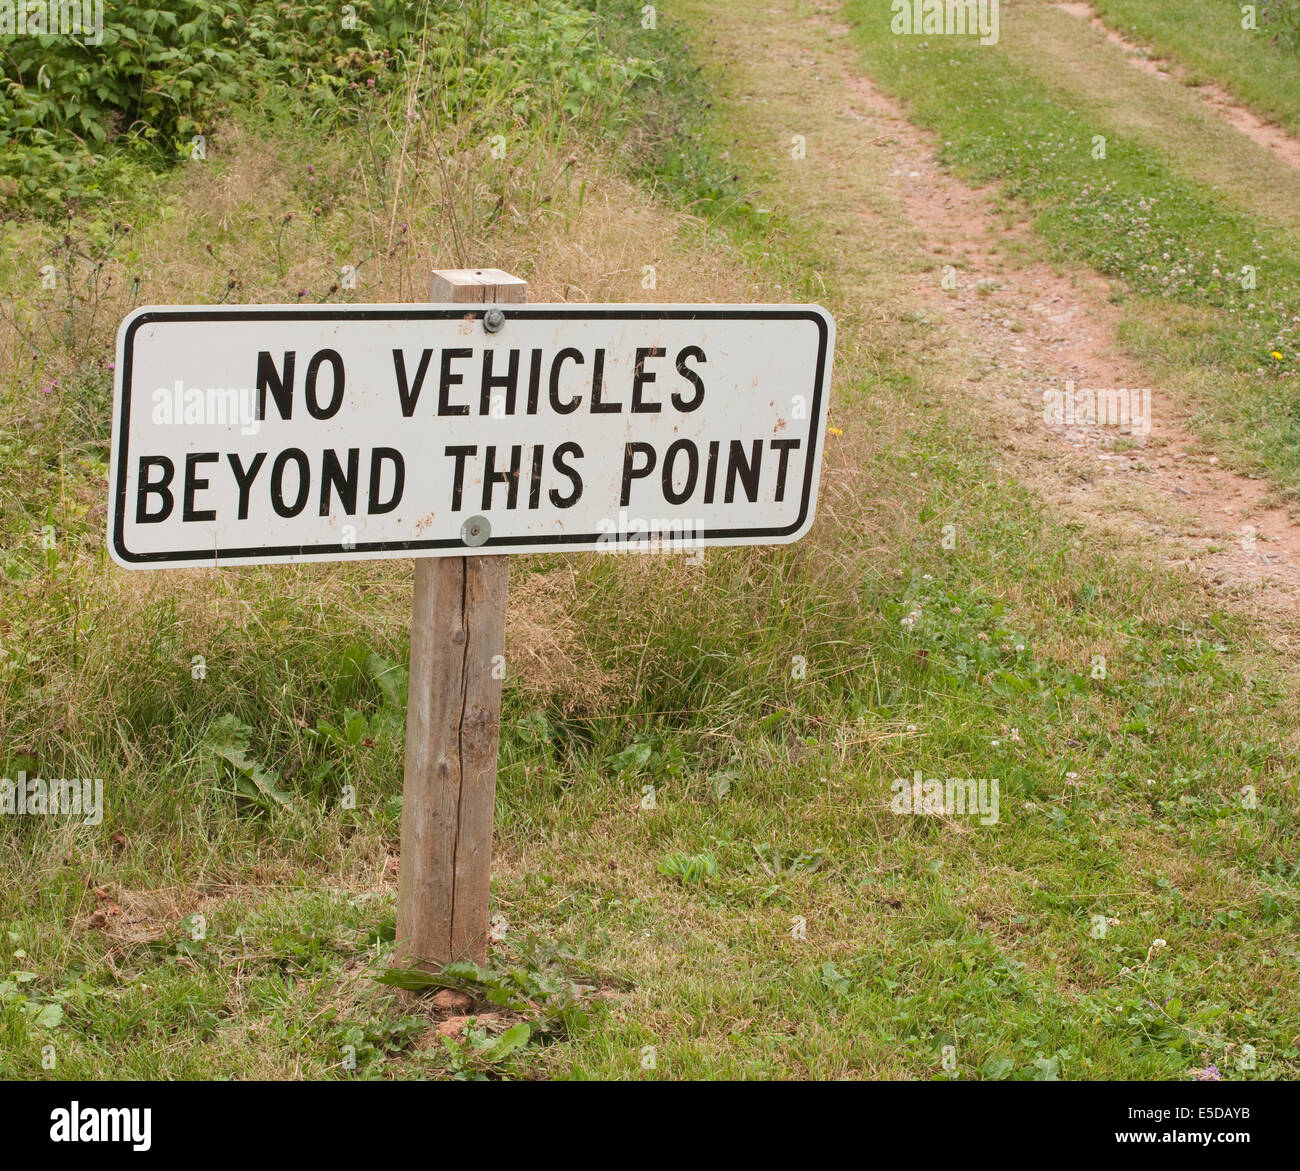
[1055,0,1300,170]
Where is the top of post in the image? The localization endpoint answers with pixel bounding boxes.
[429,269,528,304]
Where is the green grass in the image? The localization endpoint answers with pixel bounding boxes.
[1,0,1299,1081]
[1090,0,1300,134]
[845,0,1300,494]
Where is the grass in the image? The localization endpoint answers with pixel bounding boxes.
[844,0,1300,496]
[1,0,1299,1080]
[1089,0,1300,135]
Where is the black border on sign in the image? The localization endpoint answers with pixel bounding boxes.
[111,306,832,564]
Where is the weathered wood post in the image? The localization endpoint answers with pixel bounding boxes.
[396,268,527,970]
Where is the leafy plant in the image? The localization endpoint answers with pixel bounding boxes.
[607,739,652,774]
[440,1020,533,1081]
[753,843,825,877]
[0,968,90,1031]
[658,850,718,884]
[0,0,656,216]
[819,961,851,998]
[380,938,598,1032]
[332,1015,428,1080]
[202,712,296,815]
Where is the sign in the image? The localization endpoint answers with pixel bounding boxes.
[108,304,835,568]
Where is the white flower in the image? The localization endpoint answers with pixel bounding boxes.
[1151,938,1167,952]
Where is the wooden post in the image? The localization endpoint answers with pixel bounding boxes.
[396,268,527,971]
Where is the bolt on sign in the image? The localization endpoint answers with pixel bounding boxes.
[107,304,834,566]
[108,272,835,972]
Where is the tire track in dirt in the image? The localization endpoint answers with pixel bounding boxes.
[810,4,1300,619]
[1055,1,1300,171]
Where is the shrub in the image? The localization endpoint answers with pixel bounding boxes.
[0,0,654,215]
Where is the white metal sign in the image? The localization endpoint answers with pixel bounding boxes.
[108,304,834,567]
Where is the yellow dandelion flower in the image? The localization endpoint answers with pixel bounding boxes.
[828,426,843,436]
[1272,351,1284,360]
